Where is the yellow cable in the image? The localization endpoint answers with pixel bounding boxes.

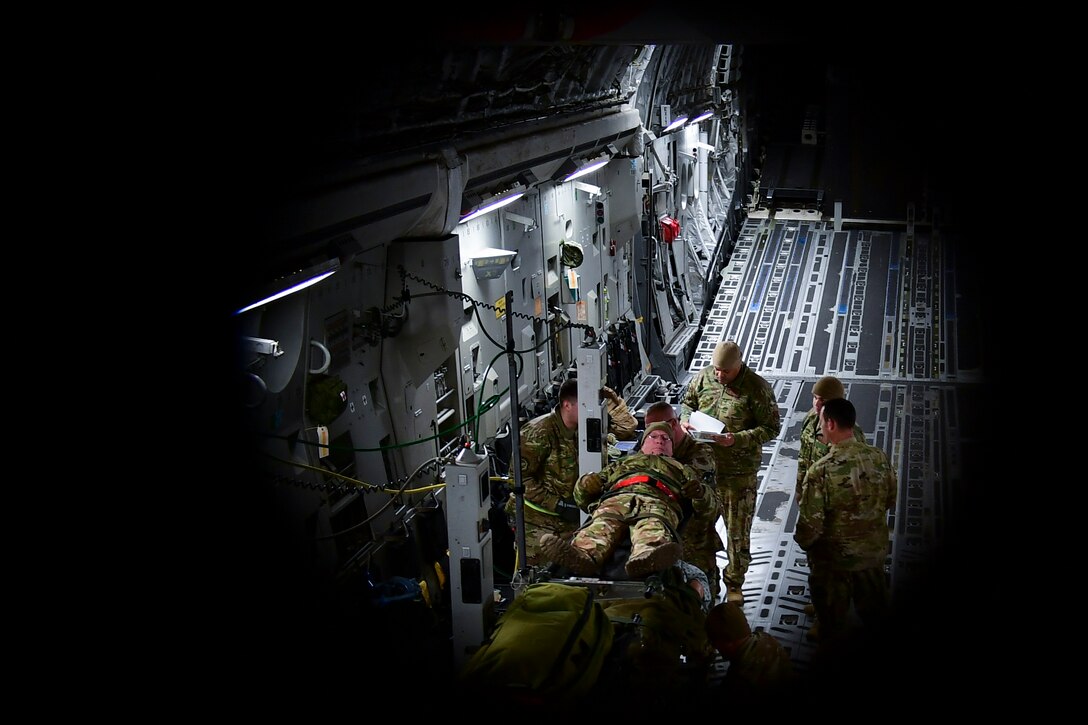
[261,451,445,494]
[433,560,446,589]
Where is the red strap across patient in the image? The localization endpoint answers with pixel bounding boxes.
[613,474,678,502]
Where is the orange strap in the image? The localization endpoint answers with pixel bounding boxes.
[613,474,678,502]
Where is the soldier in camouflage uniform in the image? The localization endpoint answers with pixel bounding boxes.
[681,341,781,604]
[542,422,713,578]
[796,376,867,500]
[704,601,794,703]
[505,378,581,567]
[644,400,725,602]
[795,397,897,649]
[796,375,867,635]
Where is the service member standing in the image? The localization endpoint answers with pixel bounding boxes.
[681,340,781,604]
[797,376,866,500]
[795,397,898,650]
[796,375,866,638]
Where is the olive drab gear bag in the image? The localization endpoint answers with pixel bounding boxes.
[459,582,613,701]
[560,240,584,268]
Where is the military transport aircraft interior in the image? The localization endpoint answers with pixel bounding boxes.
[203,9,1005,715]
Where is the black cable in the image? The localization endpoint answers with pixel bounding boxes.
[398,265,596,337]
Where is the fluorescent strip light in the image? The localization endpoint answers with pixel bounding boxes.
[662,116,689,133]
[235,259,340,316]
[459,190,525,224]
[563,157,610,182]
[691,110,714,123]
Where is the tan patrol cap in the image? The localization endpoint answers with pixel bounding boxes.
[711,341,741,369]
[812,376,845,399]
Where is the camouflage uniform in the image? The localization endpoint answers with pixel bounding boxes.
[796,407,867,623]
[671,434,725,602]
[795,438,898,646]
[603,387,638,441]
[682,364,781,592]
[572,452,711,574]
[796,409,866,500]
[505,406,580,566]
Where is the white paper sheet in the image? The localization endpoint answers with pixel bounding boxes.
[688,410,724,434]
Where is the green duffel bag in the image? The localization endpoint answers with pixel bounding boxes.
[459,582,613,703]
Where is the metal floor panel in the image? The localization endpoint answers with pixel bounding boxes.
[702,214,985,672]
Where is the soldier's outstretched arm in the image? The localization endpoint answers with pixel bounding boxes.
[601,386,638,441]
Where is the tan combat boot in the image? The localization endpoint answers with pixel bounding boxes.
[626,541,683,578]
[539,533,598,576]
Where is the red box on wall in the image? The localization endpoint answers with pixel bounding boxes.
[659,216,680,242]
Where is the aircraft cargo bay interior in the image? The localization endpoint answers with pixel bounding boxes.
[202,12,1004,713]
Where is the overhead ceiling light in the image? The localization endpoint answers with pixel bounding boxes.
[662,115,689,133]
[459,184,526,224]
[235,257,340,316]
[691,110,714,123]
[564,155,610,182]
[554,150,612,183]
